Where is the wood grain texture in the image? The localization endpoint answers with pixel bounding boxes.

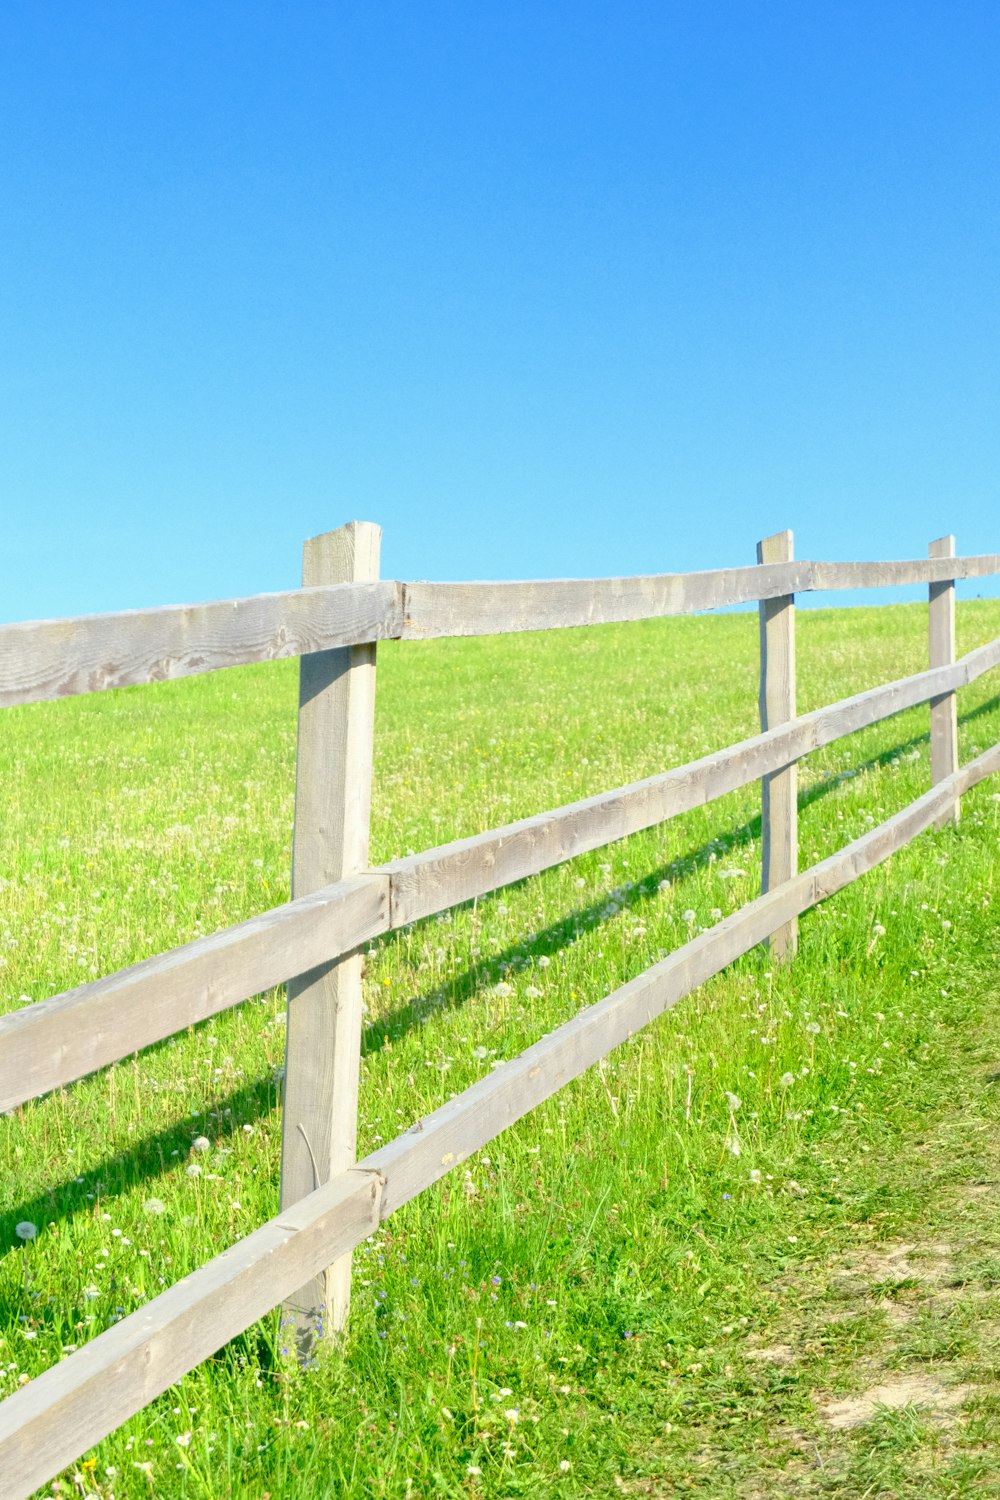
[929,535,959,825]
[4,553,1000,710]
[0,1171,383,1500]
[0,581,403,708]
[398,555,1000,638]
[5,741,1000,1499]
[808,555,1000,591]
[0,875,388,1115]
[280,522,381,1347]
[757,530,798,960]
[401,566,816,637]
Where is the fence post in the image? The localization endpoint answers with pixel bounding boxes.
[928,534,959,825]
[757,528,798,960]
[279,521,380,1356]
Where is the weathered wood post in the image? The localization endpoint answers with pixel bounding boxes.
[757,529,798,960]
[928,534,959,825]
[279,521,380,1355]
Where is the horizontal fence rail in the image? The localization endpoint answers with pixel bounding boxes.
[3,742,999,1500]
[4,553,1000,709]
[401,554,1000,639]
[3,630,999,1114]
[0,581,404,709]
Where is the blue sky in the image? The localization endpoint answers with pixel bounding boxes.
[3,2,999,621]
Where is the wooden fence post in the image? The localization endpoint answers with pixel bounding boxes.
[279,521,380,1355]
[929,534,959,825]
[757,529,798,960]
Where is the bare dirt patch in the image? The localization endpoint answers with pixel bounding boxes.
[819,1372,974,1430]
[743,1342,796,1365]
[831,1239,955,1293]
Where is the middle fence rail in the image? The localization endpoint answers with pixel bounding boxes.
[1,526,999,1498]
[3,625,998,1115]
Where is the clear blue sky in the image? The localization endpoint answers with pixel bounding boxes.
[3,2,999,622]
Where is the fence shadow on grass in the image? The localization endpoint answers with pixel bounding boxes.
[0,1072,280,1252]
[363,692,1000,1056]
[8,693,1000,1248]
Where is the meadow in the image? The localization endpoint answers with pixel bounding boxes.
[4,599,1000,1497]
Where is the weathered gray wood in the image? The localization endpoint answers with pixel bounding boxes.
[0,1171,383,1500]
[400,565,816,637]
[6,741,1000,1499]
[399,555,1000,638]
[280,522,381,1350]
[757,531,797,960]
[929,535,959,825]
[0,581,403,708]
[956,633,1000,683]
[0,875,388,1114]
[809,554,1000,592]
[4,553,1000,708]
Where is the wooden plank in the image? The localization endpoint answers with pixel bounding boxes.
[810,554,1000,591]
[6,742,1000,1498]
[958,633,1000,684]
[0,874,389,1114]
[0,1171,383,1500]
[401,564,816,637]
[757,530,797,960]
[929,535,959,826]
[3,552,999,709]
[0,581,403,709]
[280,522,381,1349]
[3,551,1000,710]
[401,555,1000,639]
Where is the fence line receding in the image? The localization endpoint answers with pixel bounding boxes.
[1,524,999,1500]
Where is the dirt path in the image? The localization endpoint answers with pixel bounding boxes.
[619,992,1000,1498]
[736,1095,1000,1494]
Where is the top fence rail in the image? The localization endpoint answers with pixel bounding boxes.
[3,552,1000,710]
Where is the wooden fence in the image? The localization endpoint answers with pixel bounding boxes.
[2,523,1000,1496]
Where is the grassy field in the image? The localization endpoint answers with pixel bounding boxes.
[4,599,1000,1497]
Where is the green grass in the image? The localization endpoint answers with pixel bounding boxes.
[5,600,1000,1497]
